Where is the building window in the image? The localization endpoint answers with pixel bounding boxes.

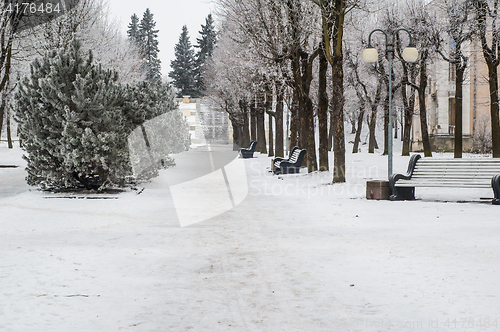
[189,126,196,131]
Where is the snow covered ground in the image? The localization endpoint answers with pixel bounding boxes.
[1,140,499,332]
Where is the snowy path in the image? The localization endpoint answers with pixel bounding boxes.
[1,143,499,331]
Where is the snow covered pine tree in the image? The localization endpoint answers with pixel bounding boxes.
[14,39,130,190]
[15,38,189,190]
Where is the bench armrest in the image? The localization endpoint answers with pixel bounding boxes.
[389,154,421,201]
[389,173,412,201]
[239,148,255,158]
[279,161,295,168]
[493,174,500,205]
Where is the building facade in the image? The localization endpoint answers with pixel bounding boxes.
[176,96,229,145]
[411,0,494,153]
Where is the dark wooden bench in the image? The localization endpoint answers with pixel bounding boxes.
[273,147,306,175]
[239,141,257,158]
[389,154,500,205]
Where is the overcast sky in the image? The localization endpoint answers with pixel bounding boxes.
[106,0,214,79]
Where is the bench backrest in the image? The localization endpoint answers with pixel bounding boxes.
[288,146,300,159]
[295,149,307,166]
[248,140,257,152]
[289,149,301,163]
[409,157,500,187]
[287,149,306,166]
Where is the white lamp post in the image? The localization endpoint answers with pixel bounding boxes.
[362,28,418,179]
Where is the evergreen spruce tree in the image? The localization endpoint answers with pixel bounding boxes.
[138,8,162,83]
[194,14,217,96]
[127,13,141,47]
[169,25,197,97]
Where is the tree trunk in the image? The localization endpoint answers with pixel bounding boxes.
[265,89,274,157]
[368,108,377,154]
[268,112,274,157]
[328,110,335,151]
[7,109,13,149]
[250,100,257,142]
[331,57,345,182]
[0,93,6,139]
[232,119,242,151]
[418,57,432,157]
[394,109,398,140]
[486,62,500,157]
[402,81,416,156]
[0,42,13,136]
[275,87,284,158]
[352,108,364,153]
[301,94,317,172]
[377,59,396,156]
[476,0,500,157]
[403,111,413,155]
[400,106,404,141]
[240,100,251,148]
[256,95,267,154]
[289,91,299,150]
[318,43,329,171]
[455,66,464,158]
[291,47,318,173]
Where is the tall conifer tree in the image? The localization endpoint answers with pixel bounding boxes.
[138,8,162,83]
[127,13,141,47]
[194,14,217,96]
[169,26,197,97]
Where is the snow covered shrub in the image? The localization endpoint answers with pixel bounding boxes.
[127,82,190,179]
[472,114,492,154]
[14,39,189,190]
[128,109,191,178]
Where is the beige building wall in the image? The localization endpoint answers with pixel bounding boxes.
[470,40,494,135]
[176,96,205,145]
[409,0,498,152]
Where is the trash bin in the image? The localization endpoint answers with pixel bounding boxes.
[366,180,391,200]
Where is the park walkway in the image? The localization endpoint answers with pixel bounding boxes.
[0,143,499,331]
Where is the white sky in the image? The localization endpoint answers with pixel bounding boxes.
[106,0,214,79]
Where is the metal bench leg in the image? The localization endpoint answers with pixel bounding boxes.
[492,174,500,205]
[390,186,415,201]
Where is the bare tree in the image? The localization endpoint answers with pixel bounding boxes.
[344,46,384,154]
[317,0,365,182]
[318,39,329,169]
[203,26,260,149]
[472,0,500,157]
[0,1,25,138]
[215,0,321,171]
[31,0,145,84]
[433,0,474,158]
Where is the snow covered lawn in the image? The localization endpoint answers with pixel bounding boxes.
[1,142,499,331]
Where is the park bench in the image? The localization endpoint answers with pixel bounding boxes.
[389,154,500,205]
[273,147,307,175]
[239,141,257,158]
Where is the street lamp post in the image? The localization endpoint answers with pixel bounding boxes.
[362,28,418,179]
